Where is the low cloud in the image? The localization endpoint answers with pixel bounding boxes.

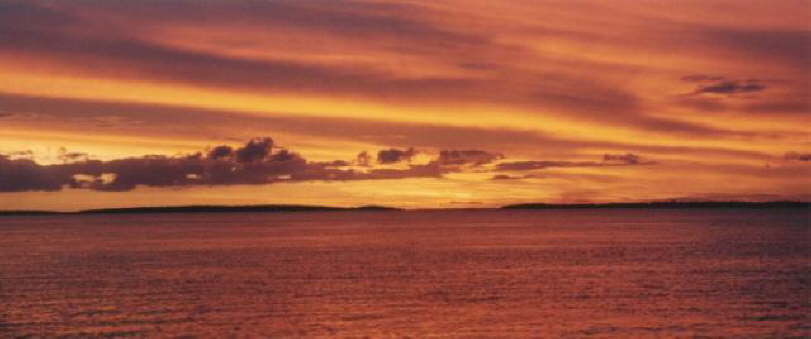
[0,138,662,193]
[785,152,811,162]
[496,160,594,171]
[207,145,234,160]
[0,138,500,192]
[491,174,519,180]
[603,153,640,164]
[681,75,726,82]
[0,156,65,192]
[318,160,351,168]
[377,147,416,164]
[497,153,651,171]
[697,80,765,95]
[235,137,274,163]
[438,150,504,166]
[490,174,539,180]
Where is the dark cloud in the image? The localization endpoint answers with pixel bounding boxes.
[681,74,726,82]
[496,160,596,171]
[207,145,234,160]
[318,160,351,168]
[497,153,650,171]
[438,150,504,166]
[0,138,469,192]
[0,156,65,192]
[491,174,526,180]
[696,80,766,95]
[91,155,211,191]
[235,137,274,163]
[682,75,767,96]
[784,152,811,162]
[603,153,640,165]
[676,77,809,117]
[377,147,416,164]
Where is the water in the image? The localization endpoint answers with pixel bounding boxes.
[1,209,808,337]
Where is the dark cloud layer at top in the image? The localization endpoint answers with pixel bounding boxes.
[0,1,785,138]
[0,1,484,100]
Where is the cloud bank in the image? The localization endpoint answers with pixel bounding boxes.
[0,138,512,192]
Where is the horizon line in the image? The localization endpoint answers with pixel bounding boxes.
[1,201,808,216]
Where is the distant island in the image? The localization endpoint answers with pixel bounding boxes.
[0,205,400,216]
[0,210,66,216]
[501,201,810,210]
[0,201,807,217]
[81,204,400,214]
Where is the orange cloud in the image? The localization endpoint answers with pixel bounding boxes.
[0,0,808,209]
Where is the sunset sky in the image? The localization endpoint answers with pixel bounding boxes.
[0,0,808,210]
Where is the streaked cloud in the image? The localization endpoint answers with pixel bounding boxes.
[0,0,808,208]
[496,153,651,171]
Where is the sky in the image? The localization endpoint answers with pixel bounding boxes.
[0,0,809,211]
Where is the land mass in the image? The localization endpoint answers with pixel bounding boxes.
[0,201,807,216]
[0,205,400,216]
[501,201,810,210]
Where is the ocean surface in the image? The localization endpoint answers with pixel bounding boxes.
[1,208,808,337]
